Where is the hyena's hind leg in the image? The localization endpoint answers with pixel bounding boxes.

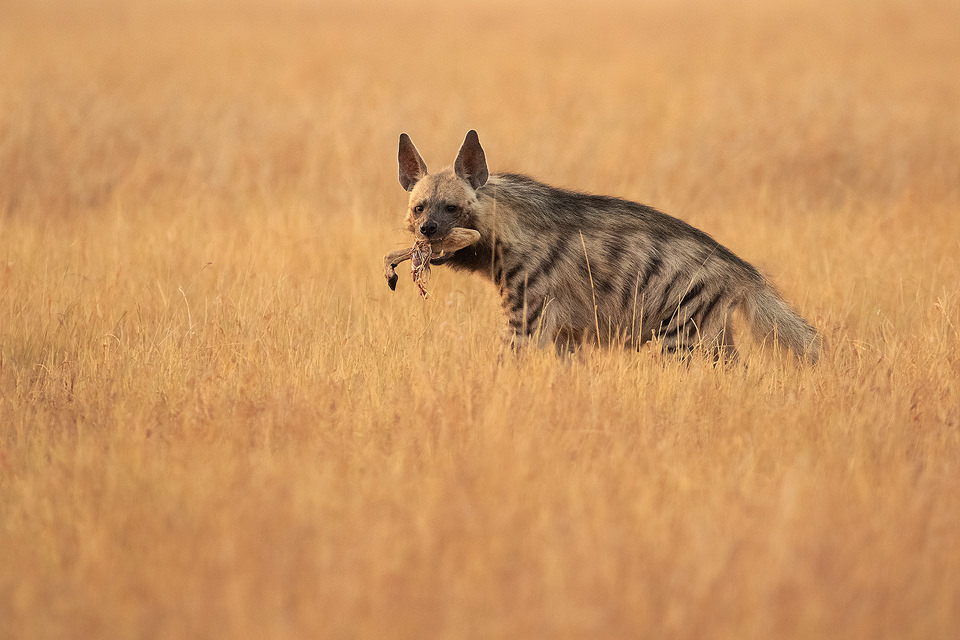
[698,307,739,364]
[657,302,738,364]
[653,309,700,360]
[658,331,706,362]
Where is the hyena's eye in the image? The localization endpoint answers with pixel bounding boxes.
[445,205,458,213]
[414,205,424,214]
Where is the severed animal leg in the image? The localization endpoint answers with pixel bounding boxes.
[383,227,482,292]
[439,228,481,252]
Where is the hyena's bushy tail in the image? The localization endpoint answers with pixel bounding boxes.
[741,283,821,363]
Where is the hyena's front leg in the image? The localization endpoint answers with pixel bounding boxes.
[500,296,560,353]
[701,310,738,364]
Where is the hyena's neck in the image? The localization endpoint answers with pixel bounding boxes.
[443,229,516,282]
[445,175,522,280]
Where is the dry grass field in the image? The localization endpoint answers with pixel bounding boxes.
[2,0,959,638]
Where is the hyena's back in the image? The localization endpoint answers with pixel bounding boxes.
[445,173,820,361]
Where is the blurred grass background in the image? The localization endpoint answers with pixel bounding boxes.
[1,1,959,638]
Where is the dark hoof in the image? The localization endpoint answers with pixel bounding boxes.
[388,273,398,290]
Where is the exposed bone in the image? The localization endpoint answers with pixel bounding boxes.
[383,227,481,292]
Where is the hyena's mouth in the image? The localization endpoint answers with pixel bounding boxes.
[383,227,481,293]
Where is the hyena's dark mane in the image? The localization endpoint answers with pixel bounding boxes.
[475,172,760,278]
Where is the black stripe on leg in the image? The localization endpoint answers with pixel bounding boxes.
[659,319,685,342]
[696,291,725,328]
[525,298,544,332]
[656,271,687,316]
[660,317,698,351]
[676,280,704,312]
[508,274,530,314]
[659,281,705,342]
[506,239,570,313]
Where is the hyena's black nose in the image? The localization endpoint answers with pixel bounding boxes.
[419,220,439,237]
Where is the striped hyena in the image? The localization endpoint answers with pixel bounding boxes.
[385,130,820,362]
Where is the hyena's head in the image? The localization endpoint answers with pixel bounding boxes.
[398,130,489,242]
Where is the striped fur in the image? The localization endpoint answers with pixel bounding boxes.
[395,131,821,362]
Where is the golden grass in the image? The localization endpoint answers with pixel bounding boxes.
[2,1,959,638]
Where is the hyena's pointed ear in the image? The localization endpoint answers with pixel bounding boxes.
[398,133,428,191]
[454,130,489,190]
